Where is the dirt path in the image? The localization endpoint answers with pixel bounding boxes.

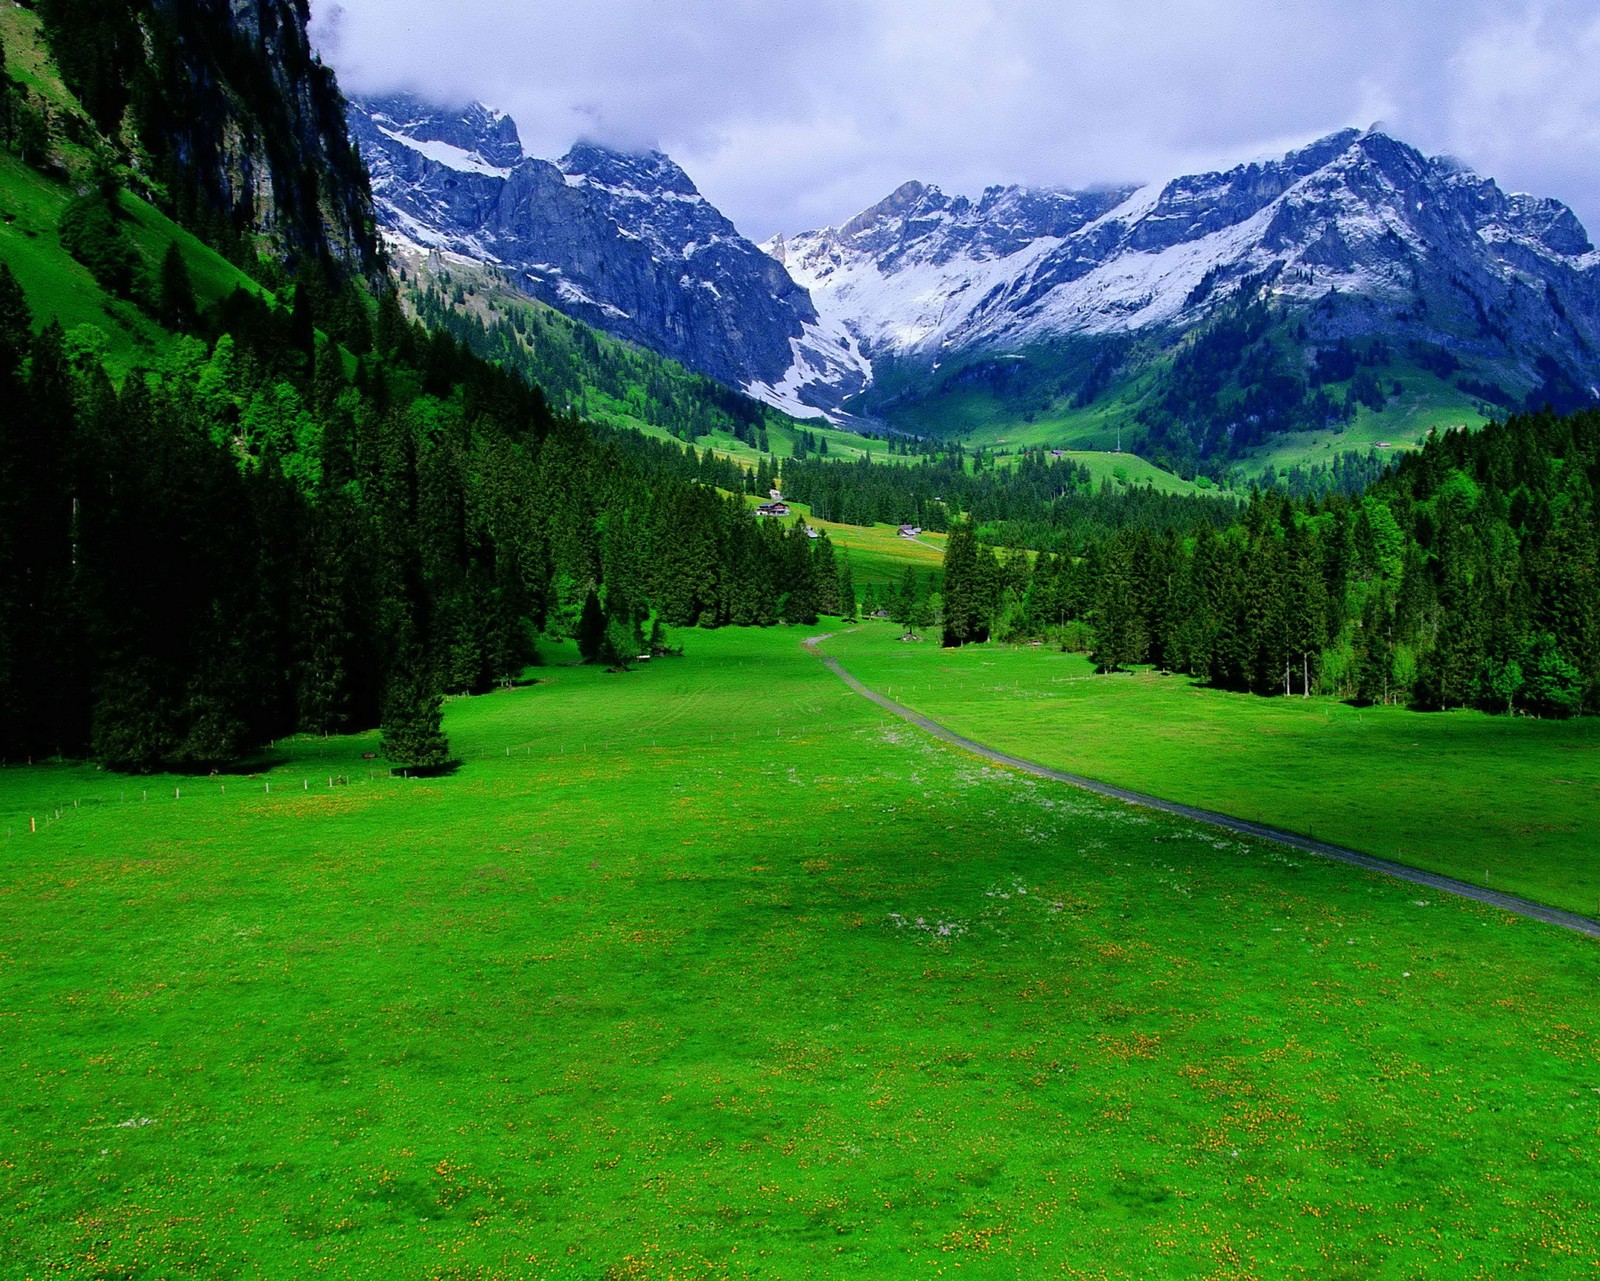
[808,639,1600,940]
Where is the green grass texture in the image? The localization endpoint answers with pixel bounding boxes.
[1,625,1598,1277]
[0,152,265,374]
[825,625,1600,918]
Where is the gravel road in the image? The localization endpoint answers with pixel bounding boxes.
[811,640,1600,940]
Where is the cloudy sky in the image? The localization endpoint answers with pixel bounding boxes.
[312,0,1600,244]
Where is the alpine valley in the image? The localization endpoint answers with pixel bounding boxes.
[7,4,1600,1276]
[350,96,1600,475]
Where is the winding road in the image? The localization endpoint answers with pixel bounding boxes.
[808,638,1600,940]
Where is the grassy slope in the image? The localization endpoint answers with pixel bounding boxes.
[988,448,1217,498]
[881,341,1493,482]
[824,626,1600,917]
[1,625,1597,1276]
[1247,360,1491,475]
[0,2,75,111]
[743,495,947,590]
[0,154,264,374]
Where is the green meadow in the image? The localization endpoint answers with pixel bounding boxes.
[739,496,948,590]
[3,626,1599,1278]
[823,625,1600,918]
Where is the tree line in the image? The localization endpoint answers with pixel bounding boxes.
[941,412,1600,717]
[0,262,857,771]
[779,447,1241,546]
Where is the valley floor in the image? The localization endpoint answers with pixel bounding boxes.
[2,627,1597,1277]
[823,626,1600,919]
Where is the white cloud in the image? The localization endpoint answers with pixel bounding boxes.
[1446,6,1600,201]
[313,0,1600,244]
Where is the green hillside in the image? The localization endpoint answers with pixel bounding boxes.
[866,301,1502,485]
[0,152,264,373]
[400,245,922,472]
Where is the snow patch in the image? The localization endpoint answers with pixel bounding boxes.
[376,126,514,179]
[555,278,631,321]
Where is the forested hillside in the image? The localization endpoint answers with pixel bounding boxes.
[0,0,859,770]
[401,250,788,450]
[942,413,1600,717]
[780,447,1240,546]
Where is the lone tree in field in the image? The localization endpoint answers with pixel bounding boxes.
[893,566,925,638]
[381,660,449,771]
[576,587,608,664]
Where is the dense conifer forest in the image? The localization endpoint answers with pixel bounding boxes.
[941,413,1600,716]
[0,257,863,768]
[2,0,1597,787]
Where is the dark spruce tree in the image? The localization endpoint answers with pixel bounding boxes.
[576,587,608,664]
[381,657,450,773]
[156,241,198,332]
[940,521,985,646]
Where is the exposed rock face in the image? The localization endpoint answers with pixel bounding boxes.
[775,129,1600,409]
[344,92,1600,420]
[347,94,817,392]
[137,0,382,277]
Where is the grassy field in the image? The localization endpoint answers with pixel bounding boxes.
[743,496,947,591]
[2,625,1599,1277]
[823,625,1600,918]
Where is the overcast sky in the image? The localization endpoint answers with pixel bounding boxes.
[312,0,1600,244]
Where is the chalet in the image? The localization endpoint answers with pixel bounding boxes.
[755,501,790,517]
[898,525,922,538]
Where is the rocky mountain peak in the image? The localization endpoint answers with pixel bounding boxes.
[557,144,701,200]
[347,92,818,396]
[362,93,525,169]
[838,180,954,239]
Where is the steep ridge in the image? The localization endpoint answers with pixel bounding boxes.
[776,129,1600,424]
[347,94,817,393]
[25,0,382,277]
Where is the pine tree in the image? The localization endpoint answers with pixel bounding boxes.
[381,657,449,771]
[576,586,608,664]
[811,529,841,615]
[1089,536,1144,673]
[156,241,198,332]
[893,566,923,638]
[780,521,818,624]
[940,520,988,646]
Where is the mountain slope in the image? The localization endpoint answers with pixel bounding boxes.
[772,129,1600,463]
[346,93,817,394]
[350,100,1600,469]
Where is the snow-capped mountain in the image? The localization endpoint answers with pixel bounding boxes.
[349,96,1600,433]
[770,128,1600,415]
[346,94,817,393]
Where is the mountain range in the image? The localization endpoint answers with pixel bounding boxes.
[347,95,1600,464]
